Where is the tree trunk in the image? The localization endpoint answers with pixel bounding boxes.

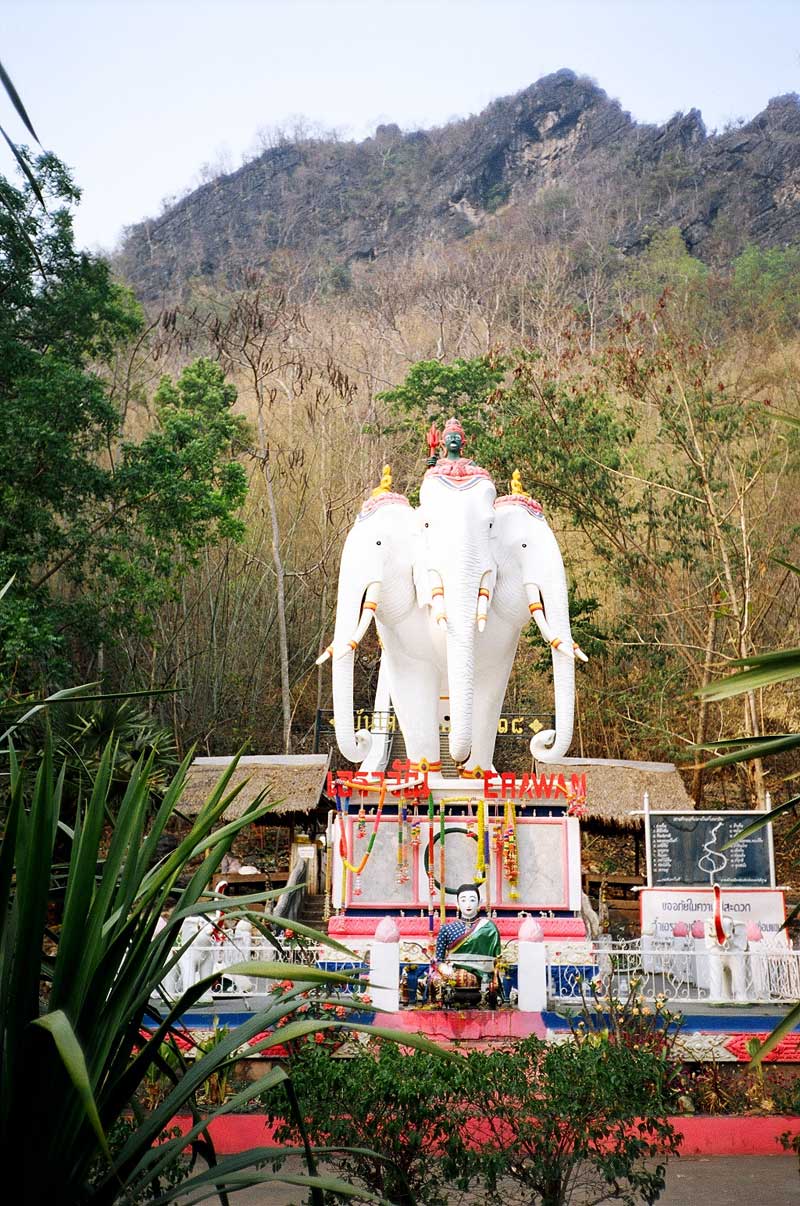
[256,398,292,755]
[691,593,719,807]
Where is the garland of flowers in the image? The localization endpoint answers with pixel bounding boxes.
[335,780,387,897]
[410,802,421,852]
[336,793,349,909]
[427,792,436,932]
[564,780,588,819]
[502,797,519,900]
[475,796,486,884]
[465,795,476,839]
[397,798,410,886]
[439,796,446,923]
[484,797,492,912]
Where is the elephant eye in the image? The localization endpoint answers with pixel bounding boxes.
[522,543,527,548]
[424,522,429,528]
[376,540,382,546]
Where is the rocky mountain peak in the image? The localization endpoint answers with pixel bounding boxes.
[116,72,800,302]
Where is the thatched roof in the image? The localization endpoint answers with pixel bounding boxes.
[535,757,693,828]
[179,754,331,820]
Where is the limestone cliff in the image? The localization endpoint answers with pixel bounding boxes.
[117,70,800,302]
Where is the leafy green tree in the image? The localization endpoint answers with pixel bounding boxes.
[624,225,707,303]
[383,313,798,791]
[0,152,248,684]
[731,244,800,331]
[378,353,508,438]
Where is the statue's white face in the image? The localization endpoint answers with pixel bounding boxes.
[457,889,480,920]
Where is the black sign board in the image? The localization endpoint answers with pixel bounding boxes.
[647,812,774,888]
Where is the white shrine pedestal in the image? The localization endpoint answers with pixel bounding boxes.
[328,773,584,941]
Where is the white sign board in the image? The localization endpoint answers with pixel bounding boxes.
[641,887,788,946]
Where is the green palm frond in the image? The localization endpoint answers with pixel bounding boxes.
[0,739,455,1202]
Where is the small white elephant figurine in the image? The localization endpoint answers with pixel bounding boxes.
[219,918,255,995]
[704,916,749,1002]
[172,915,218,1004]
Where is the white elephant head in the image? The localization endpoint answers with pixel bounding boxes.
[418,469,498,764]
[320,485,416,765]
[493,485,586,763]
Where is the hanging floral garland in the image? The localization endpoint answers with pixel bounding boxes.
[427,793,436,932]
[439,796,446,923]
[396,798,410,886]
[410,801,421,851]
[565,780,588,819]
[502,797,519,900]
[474,796,486,884]
[492,800,504,860]
[335,780,387,897]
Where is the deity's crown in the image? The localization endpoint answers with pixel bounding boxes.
[442,416,466,444]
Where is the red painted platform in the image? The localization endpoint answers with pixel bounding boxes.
[171,1114,800,1157]
[327,916,586,939]
[371,1008,547,1042]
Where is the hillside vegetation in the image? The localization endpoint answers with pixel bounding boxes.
[5,73,800,817]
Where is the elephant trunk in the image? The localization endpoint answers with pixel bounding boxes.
[332,646,372,765]
[530,577,575,763]
[331,580,376,766]
[444,576,481,765]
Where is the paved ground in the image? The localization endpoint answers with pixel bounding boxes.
[181,1155,799,1204]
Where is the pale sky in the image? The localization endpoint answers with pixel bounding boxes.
[3,0,800,252]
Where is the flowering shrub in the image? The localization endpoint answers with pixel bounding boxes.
[570,971,683,1059]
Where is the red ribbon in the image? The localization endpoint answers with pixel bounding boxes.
[713,884,726,945]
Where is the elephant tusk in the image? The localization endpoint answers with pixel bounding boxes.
[476,585,491,632]
[315,643,334,666]
[524,583,554,641]
[335,582,381,658]
[549,636,575,661]
[573,642,589,663]
[525,583,575,660]
[429,569,447,630]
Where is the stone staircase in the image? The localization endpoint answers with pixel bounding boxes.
[386,722,460,777]
[297,891,327,933]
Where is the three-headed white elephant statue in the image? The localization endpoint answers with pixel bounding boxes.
[319,455,584,773]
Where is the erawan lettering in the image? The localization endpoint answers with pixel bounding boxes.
[326,767,588,801]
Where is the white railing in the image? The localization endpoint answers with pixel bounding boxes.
[547,939,800,1006]
[177,931,365,999]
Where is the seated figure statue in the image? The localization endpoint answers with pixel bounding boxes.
[428,882,501,1006]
